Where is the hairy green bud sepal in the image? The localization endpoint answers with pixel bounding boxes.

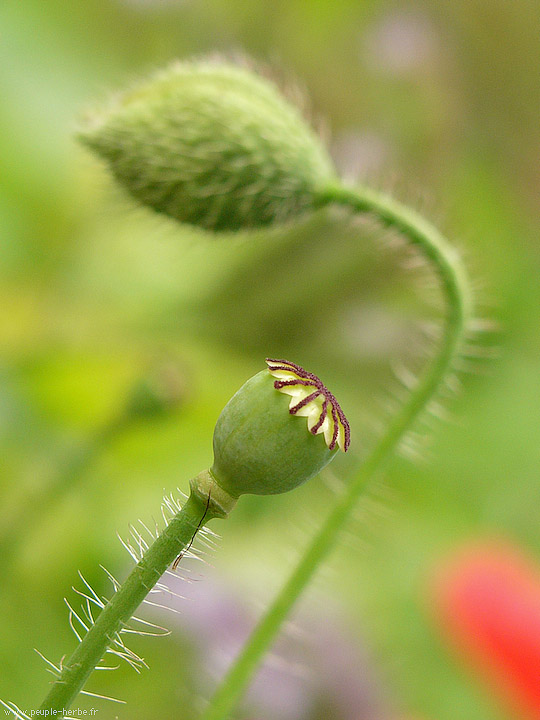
[211,360,349,497]
[79,60,335,232]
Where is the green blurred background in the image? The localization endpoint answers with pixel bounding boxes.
[1,1,540,718]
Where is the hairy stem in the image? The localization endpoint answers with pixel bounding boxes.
[38,490,214,713]
[200,182,472,720]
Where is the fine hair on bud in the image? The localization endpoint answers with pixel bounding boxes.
[78,58,335,232]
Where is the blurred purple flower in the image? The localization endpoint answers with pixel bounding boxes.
[161,568,391,720]
[363,12,439,75]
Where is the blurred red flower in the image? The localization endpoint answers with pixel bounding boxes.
[430,540,540,719]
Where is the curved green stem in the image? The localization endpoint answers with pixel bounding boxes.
[38,490,215,713]
[200,182,472,720]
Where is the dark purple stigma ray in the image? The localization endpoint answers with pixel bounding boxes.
[289,390,321,415]
[267,364,303,375]
[267,358,304,372]
[336,403,351,451]
[266,359,302,373]
[329,402,339,450]
[274,378,318,390]
[266,358,318,383]
[324,389,351,452]
[266,358,351,452]
[310,398,328,434]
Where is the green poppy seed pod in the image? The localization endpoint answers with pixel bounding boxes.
[192,359,350,510]
[78,60,335,232]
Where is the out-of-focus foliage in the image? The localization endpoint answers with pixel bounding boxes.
[1,1,539,719]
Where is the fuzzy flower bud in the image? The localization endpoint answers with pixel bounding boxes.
[78,60,335,232]
[192,359,350,509]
